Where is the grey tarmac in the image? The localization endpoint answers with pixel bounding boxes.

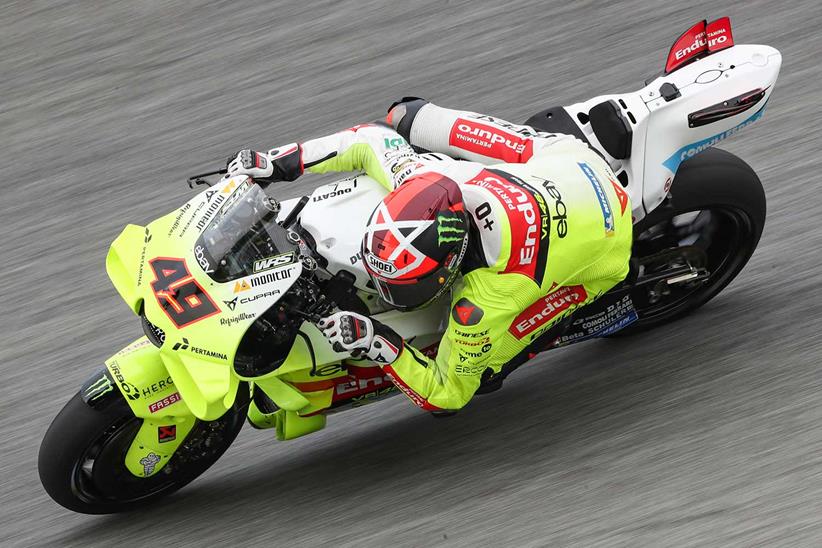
[2,1,821,546]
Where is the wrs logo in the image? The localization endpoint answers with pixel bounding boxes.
[253,252,295,273]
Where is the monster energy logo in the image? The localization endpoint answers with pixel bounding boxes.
[84,374,114,403]
[437,214,465,245]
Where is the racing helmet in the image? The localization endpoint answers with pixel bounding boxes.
[362,173,469,310]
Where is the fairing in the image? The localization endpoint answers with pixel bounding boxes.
[105,175,303,421]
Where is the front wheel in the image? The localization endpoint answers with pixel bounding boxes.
[617,148,766,335]
[38,385,248,514]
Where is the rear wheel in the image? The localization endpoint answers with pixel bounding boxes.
[38,386,248,514]
[617,148,766,335]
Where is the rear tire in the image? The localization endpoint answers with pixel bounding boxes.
[38,386,248,514]
[616,148,766,335]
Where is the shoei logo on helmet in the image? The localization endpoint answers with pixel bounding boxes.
[364,201,436,280]
[366,253,397,275]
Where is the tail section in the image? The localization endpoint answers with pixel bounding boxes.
[539,18,781,222]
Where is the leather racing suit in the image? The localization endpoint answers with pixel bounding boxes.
[262,101,633,412]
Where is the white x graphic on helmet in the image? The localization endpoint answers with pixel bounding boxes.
[364,201,434,280]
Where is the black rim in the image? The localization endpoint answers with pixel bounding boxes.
[71,417,178,505]
[630,206,755,323]
[69,411,241,507]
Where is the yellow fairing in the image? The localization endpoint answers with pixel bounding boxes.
[159,349,240,421]
[106,223,149,314]
[104,337,191,419]
[105,179,268,421]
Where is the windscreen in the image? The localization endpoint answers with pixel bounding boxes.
[194,181,297,282]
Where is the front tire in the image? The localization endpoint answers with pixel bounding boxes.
[38,386,247,514]
[617,148,766,335]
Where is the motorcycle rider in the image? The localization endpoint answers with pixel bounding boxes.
[226,99,632,412]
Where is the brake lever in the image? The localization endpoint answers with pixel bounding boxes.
[290,308,322,325]
[186,168,228,189]
[292,295,335,325]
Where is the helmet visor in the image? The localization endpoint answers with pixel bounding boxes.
[369,242,465,310]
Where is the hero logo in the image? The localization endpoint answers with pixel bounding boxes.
[450,119,534,163]
[509,285,588,339]
[366,253,397,276]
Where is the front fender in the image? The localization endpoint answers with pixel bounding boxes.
[102,336,239,477]
[105,336,237,422]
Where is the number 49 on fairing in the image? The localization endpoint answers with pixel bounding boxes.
[149,257,220,328]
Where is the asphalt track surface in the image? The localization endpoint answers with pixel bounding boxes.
[2,1,822,546]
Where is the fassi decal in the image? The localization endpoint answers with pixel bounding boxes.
[509,285,588,339]
[449,118,534,163]
[149,257,220,328]
[149,392,182,413]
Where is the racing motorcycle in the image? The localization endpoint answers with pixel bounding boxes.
[39,18,782,513]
